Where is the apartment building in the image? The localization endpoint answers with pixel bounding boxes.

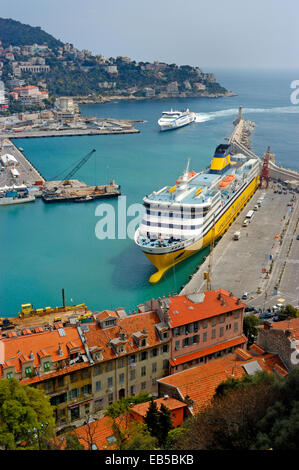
[0,324,92,428]
[84,309,171,413]
[145,289,247,373]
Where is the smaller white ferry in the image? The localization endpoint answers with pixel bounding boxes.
[158,108,196,131]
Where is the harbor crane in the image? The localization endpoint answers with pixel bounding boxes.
[43,149,96,194]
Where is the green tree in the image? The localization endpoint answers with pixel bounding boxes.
[165,426,186,449]
[158,403,173,447]
[144,398,160,437]
[0,378,55,450]
[63,433,85,450]
[122,422,157,450]
[243,314,261,346]
[277,304,299,321]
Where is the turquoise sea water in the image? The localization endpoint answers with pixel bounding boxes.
[1,69,299,316]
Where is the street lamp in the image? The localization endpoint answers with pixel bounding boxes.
[28,422,49,450]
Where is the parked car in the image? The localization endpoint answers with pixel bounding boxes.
[242,292,248,300]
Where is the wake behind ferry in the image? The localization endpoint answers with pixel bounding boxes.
[158,108,196,131]
[134,143,261,283]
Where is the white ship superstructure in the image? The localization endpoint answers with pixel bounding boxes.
[134,143,260,283]
[158,108,196,131]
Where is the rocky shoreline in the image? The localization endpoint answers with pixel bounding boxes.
[76,90,237,105]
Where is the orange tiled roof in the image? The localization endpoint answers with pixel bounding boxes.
[67,415,130,450]
[267,318,299,340]
[170,335,247,366]
[158,348,288,414]
[168,289,246,328]
[250,343,266,355]
[0,326,85,378]
[131,397,187,418]
[86,311,167,361]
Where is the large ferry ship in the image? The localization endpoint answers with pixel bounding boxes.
[134,143,261,283]
[158,109,196,131]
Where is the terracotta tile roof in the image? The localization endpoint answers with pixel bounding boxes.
[131,397,187,418]
[158,348,288,414]
[0,326,85,378]
[267,318,299,340]
[67,415,130,450]
[168,289,246,328]
[20,361,90,386]
[250,343,266,355]
[94,310,119,322]
[85,311,166,361]
[170,335,247,366]
[235,347,253,361]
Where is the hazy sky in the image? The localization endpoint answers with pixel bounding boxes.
[1,0,298,70]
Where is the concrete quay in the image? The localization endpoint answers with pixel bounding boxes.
[181,187,299,310]
[0,138,45,187]
[0,128,140,139]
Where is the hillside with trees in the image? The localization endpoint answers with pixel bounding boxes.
[0,18,63,48]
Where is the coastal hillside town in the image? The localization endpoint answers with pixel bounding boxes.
[0,18,231,118]
[0,288,298,450]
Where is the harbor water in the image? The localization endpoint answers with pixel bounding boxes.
[1,69,299,316]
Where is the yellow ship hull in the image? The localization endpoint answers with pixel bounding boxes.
[145,175,259,283]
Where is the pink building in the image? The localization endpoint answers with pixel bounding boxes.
[146,290,247,374]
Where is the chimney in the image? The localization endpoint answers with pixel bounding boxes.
[164,394,169,400]
[29,350,34,360]
[263,320,272,330]
[236,298,241,305]
[58,343,63,356]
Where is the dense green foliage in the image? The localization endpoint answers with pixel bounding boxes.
[175,369,299,450]
[144,398,173,447]
[0,378,55,450]
[277,304,299,321]
[122,422,157,450]
[243,314,261,345]
[0,17,63,48]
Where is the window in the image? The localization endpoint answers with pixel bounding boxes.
[175,340,180,351]
[71,372,77,383]
[152,378,157,386]
[25,366,32,378]
[152,362,157,373]
[130,385,136,396]
[70,407,79,421]
[95,399,103,412]
[163,359,168,369]
[212,329,216,339]
[203,320,208,329]
[106,362,113,372]
[69,388,79,400]
[220,327,224,337]
[234,322,238,332]
[141,338,146,347]
[163,332,168,339]
[141,366,146,377]
[81,384,92,395]
[82,368,89,379]
[140,351,148,361]
[220,315,225,323]
[162,344,169,353]
[51,392,67,406]
[141,381,146,390]
[118,358,124,368]
[6,372,13,379]
[58,376,64,387]
[119,373,124,384]
[182,337,189,347]
[192,335,199,344]
[94,364,102,375]
[185,325,190,335]
[96,380,102,391]
[129,354,136,364]
[45,381,52,394]
[173,327,180,337]
[151,348,158,357]
[130,369,136,380]
[212,317,217,327]
[44,361,50,372]
[203,332,207,342]
[108,393,114,404]
[193,321,199,332]
[234,311,239,319]
[107,377,113,388]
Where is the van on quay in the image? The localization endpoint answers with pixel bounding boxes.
[242,219,249,227]
[233,231,241,240]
